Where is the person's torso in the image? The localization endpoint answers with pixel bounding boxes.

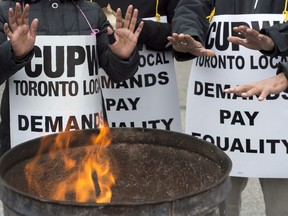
[215,0,287,15]
[0,0,106,35]
[96,0,176,23]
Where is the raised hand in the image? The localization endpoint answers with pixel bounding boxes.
[107,5,143,59]
[227,25,274,51]
[224,73,288,101]
[167,33,215,57]
[4,3,38,60]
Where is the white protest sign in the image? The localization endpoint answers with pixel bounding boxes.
[100,45,181,132]
[186,14,288,178]
[99,16,181,132]
[9,36,104,147]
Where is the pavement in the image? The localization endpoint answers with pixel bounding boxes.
[0,60,265,215]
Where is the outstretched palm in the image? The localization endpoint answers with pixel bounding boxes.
[4,3,38,60]
[108,5,143,59]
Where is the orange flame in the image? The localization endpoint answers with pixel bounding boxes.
[24,125,115,203]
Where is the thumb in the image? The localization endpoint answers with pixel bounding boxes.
[107,26,116,45]
[204,49,215,57]
[107,26,113,35]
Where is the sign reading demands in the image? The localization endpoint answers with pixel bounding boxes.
[9,36,104,147]
[99,45,181,132]
[186,14,288,178]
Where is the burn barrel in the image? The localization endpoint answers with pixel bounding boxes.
[0,128,232,216]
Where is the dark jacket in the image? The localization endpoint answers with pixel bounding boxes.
[0,0,140,155]
[260,22,288,80]
[260,23,288,57]
[172,0,287,61]
[95,0,179,51]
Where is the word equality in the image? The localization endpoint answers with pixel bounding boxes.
[192,132,288,154]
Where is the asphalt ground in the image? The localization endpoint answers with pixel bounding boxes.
[0,60,265,215]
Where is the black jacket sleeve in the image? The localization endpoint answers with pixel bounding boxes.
[276,62,288,92]
[137,19,171,51]
[260,22,288,57]
[172,0,214,61]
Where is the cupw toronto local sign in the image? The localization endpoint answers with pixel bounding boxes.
[9,36,104,147]
[186,14,288,178]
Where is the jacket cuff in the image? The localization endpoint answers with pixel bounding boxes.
[109,48,139,82]
[260,24,288,56]
[276,62,288,93]
[12,49,35,65]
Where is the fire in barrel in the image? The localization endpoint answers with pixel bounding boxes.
[0,127,232,216]
[25,125,115,203]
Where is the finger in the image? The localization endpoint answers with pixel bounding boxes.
[30,18,39,38]
[241,88,261,98]
[167,36,176,47]
[224,85,250,94]
[233,26,251,39]
[245,28,260,38]
[115,8,122,29]
[22,4,30,26]
[174,34,186,45]
[3,23,12,38]
[129,8,138,32]
[107,26,113,34]
[171,33,179,37]
[201,49,215,57]
[237,29,250,38]
[179,40,188,46]
[178,33,186,40]
[227,36,247,45]
[224,87,244,94]
[167,36,174,42]
[133,20,143,39]
[8,7,16,31]
[185,34,205,47]
[172,37,181,45]
[233,25,249,33]
[107,26,117,45]
[257,90,270,101]
[15,2,23,26]
[123,5,133,29]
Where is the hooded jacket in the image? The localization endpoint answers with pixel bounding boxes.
[0,0,140,154]
[172,0,287,61]
[95,0,179,51]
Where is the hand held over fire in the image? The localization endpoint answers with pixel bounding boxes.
[167,33,215,57]
[227,25,275,51]
[4,3,38,61]
[107,5,144,59]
